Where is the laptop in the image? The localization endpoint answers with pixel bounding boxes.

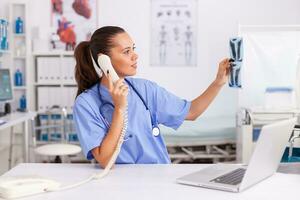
[176,118,297,192]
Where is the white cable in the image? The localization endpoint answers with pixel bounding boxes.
[46,105,128,192]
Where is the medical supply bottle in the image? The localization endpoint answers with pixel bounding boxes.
[15,17,24,34]
[19,95,26,111]
[0,20,3,49]
[14,69,23,86]
[0,19,9,50]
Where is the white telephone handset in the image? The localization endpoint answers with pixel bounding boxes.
[97,54,119,83]
[0,54,129,200]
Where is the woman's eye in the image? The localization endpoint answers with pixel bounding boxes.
[124,50,130,54]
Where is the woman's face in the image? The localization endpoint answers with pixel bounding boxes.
[107,32,138,78]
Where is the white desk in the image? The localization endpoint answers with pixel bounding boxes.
[1,163,300,200]
[0,112,37,163]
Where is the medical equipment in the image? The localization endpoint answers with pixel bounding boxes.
[229,37,243,88]
[0,54,128,199]
[160,115,236,163]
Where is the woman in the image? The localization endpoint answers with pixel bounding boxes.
[73,26,230,168]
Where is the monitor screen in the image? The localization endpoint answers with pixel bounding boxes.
[0,69,13,101]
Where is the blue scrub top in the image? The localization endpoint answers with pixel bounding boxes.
[73,78,191,164]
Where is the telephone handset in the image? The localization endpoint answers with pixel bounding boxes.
[91,53,119,83]
[0,54,129,199]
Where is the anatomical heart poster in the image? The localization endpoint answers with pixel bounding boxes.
[50,0,98,51]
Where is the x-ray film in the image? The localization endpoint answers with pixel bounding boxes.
[229,37,243,88]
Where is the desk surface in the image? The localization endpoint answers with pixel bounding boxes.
[0,111,36,131]
[1,163,300,200]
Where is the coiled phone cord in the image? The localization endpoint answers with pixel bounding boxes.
[46,105,128,192]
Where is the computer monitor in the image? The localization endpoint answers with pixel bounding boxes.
[0,68,13,102]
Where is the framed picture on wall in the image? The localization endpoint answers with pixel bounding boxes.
[50,0,98,51]
[150,0,197,67]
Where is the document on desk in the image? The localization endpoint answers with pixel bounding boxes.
[0,119,7,125]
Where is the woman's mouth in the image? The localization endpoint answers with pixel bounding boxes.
[131,63,137,68]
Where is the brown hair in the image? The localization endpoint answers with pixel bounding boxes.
[74,26,125,97]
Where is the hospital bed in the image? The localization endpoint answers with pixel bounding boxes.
[237,108,300,164]
[160,115,236,164]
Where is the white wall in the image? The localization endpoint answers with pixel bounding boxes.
[97,0,300,117]
[1,0,300,117]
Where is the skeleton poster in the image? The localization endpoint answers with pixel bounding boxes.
[151,0,197,67]
[50,0,98,51]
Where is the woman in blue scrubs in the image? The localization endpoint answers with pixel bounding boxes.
[73,26,230,168]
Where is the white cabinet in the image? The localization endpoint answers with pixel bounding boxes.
[33,52,77,113]
[33,52,79,145]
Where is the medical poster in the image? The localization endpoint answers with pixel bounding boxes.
[150,0,197,67]
[50,0,98,51]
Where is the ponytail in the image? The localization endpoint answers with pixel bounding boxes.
[74,26,125,97]
[74,41,99,97]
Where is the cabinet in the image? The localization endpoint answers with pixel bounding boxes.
[33,52,79,145]
[33,52,77,113]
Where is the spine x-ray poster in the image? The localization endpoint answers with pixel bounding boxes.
[151,0,197,67]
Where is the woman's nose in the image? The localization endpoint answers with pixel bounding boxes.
[132,52,138,61]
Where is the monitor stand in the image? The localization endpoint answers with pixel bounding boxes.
[0,102,5,117]
[0,102,10,117]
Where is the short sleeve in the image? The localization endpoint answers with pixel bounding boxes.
[146,81,191,130]
[73,96,107,160]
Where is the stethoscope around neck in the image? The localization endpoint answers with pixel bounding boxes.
[98,79,160,138]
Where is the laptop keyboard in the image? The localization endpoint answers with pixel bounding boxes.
[210,168,246,185]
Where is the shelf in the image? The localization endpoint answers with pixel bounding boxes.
[36,141,79,145]
[63,83,77,86]
[13,56,26,59]
[13,86,27,90]
[13,33,26,37]
[37,111,73,115]
[34,83,76,86]
[35,83,61,86]
[0,50,11,54]
[33,51,74,56]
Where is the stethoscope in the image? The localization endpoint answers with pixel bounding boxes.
[98,79,160,138]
